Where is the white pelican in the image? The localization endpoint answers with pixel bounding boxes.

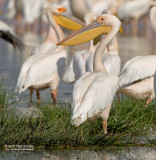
[118,6,156,107]
[85,10,121,75]
[16,4,85,104]
[5,0,22,20]
[31,5,63,55]
[69,0,89,20]
[90,0,119,15]
[69,0,120,21]
[117,0,156,21]
[22,0,45,24]
[5,0,53,32]
[57,14,121,134]
[5,0,25,34]
[31,2,85,55]
[150,7,156,32]
[117,0,156,34]
[118,55,156,107]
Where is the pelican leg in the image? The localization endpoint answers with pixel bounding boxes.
[36,90,40,103]
[102,120,107,134]
[15,14,23,35]
[51,89,58,104]
[145,97,152,108]
[131,19,138,36]
[143,16,149,37]
[117,93,121,104]
[25,23,31,33]
[30,88,33,102]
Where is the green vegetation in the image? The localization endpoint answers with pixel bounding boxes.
[0,80,156,149]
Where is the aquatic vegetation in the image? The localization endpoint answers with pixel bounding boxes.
[0,84,155,148]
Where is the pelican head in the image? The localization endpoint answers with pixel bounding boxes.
[42,3,85,31]
[42,4,66,15]
[57,14,121,46]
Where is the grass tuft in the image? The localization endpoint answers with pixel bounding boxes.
[0,81,156,148]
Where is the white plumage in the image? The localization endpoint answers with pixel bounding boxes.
[17,4,84,103]
[71,15,121,134]
[64,11,120,83]
[17,48,65,92]
[22,0,45,24]
[119,55,156,106]
[72,72,118,126]
[17,4,64,103]
[62,12,97,83]
[118,4,156,106]
[86,53,121,74]
[117,0,156,20]
[5,0,46,23]
[58,14,121,133]
[91,0,111,15]
[86,36,121,75]
[5,0,22,19]
[73,50,90,80]
[62,58,75,83]
[119,55,156,87]
[103,53,121,75]
[69,0,119,21]
[31,22,58,56]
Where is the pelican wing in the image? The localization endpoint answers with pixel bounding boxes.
[0,20,24,51]
[102,54,121,75]
[86,53,94,73]
[62,58,75,83]
[119,55,156,87]
[73,50,88,80]
[31,41,57,55]
[17,50,53,93]
[72,73,118,126]
[72,72,95,110]
[18,49,66,92]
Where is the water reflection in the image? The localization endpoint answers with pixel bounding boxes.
[0,147,156,160]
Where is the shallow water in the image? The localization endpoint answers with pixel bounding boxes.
[1,147,156,160]
[0,34,156,104]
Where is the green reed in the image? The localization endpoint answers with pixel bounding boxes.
[0,82,155,148]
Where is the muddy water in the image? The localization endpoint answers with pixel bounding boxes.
[0,147,156,160]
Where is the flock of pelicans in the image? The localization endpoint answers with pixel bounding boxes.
[0,1,156,134]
